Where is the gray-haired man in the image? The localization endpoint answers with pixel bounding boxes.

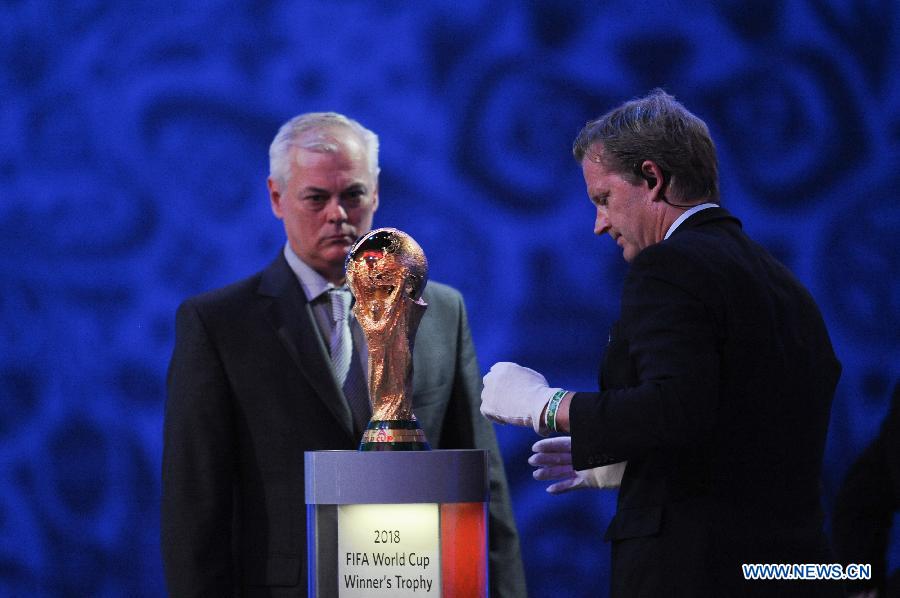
[163,112,526,597]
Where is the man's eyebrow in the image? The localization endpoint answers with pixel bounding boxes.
[340,183,369,194]
[299,183,368,196]
[301,186,330,194]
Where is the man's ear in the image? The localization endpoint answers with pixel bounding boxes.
[371,184,379,213]
[267,178,283,218]
[640,160,665,200]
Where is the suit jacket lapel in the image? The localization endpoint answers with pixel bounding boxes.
[258,254,355,438]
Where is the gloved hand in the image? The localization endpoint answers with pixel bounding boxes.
[529,436,627,493]
[480,362,563,435]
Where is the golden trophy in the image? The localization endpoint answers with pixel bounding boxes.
[346,228,431,451]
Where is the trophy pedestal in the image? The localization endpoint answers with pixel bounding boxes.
[305,450,488,598]
[359,419,430,451]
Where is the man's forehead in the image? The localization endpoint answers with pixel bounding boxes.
[582,152,613,179]
[583,142,610,167]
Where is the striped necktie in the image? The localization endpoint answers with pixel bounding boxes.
[328,288,370,432]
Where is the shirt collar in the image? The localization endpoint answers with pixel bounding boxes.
[282,242,343,302]
[664,202,719,240]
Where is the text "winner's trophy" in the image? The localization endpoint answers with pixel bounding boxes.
[346,228,430,451]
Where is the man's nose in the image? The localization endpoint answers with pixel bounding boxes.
[594,209,610,236]
[325,198,348,223]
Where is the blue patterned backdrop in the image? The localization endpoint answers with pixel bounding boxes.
[2,1,899,596]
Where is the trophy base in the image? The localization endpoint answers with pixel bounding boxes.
[358,419,431,451]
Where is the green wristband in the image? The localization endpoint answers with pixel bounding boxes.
[545,390,567,433]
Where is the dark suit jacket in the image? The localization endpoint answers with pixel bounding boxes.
[833,381,900,597]
[162,253,526,597]
[569,207,842,597]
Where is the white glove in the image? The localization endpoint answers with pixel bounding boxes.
[480,362,562,435]
[529,436,626,493]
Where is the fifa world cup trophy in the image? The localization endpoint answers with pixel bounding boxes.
[346,228,431,451]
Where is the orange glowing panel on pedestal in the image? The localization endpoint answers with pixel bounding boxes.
[440,502,487,598]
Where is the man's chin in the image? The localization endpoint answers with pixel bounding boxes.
[323,249,351,266]
[321,238,353,254]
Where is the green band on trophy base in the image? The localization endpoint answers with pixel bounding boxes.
[359,419,431,451]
